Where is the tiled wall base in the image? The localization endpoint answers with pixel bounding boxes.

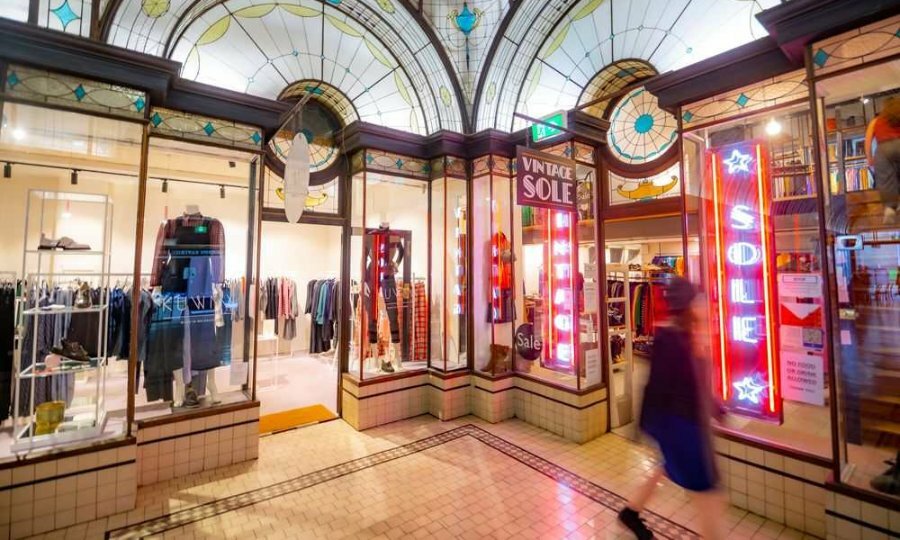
[825,487,900,540]
[341,373,430,430]
[136,403,260,486]
[512,377,607,443]
[427,373,470,421]
[0,438,137,539]
[714,435,831,537]
[470,375,515,423]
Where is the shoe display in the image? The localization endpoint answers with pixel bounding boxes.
[182,384,201,408]
[50,339,91,363]
[380,361,395,373]
[74,282,92,309]
[618,508,654,539]
[37,233,91,251]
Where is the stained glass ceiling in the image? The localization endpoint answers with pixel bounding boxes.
[105,0,464,135]
[478,0,780,132]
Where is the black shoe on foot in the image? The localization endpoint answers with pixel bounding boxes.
[618,508,654,539]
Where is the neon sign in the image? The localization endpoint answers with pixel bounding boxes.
[704,142,781,422]
[542,210,577,372]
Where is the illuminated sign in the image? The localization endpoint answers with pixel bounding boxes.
[516,147,576,212]
[704,142,781,422]
[542,210,577,373]
[530,111,567,143]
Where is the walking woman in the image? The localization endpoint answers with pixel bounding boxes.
[866,96,900,223]
[618,277,726,539]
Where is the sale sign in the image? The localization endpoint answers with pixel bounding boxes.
[703,142,782,422]
[516,147,576,212]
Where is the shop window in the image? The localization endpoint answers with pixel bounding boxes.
[815,59,900,496]
[349,169,430,380]
[683,106,831,458]
[430,163,468,372]
[136,138,258,419]
[0,102,141,457]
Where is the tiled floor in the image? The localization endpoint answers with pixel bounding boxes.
[29,416,818,539]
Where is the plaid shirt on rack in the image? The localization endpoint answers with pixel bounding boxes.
[413,281,427,361]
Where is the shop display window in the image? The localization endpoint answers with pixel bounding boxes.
[429,159,468,372]
[683,106,831,457]
[815,60,900,497]
[136,138,259,419]
[473,142,601,390]
[0,102,141,457]
[349,167,430,380]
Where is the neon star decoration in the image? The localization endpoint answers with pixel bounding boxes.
[723,149,753,175]
[733,376,768,405]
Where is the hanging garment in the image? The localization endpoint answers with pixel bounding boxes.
[0,285,16,422]
[413,281,427,360]
[489,231,514,323]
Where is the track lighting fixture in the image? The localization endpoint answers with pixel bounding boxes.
[3,162,10,179]
[220,185,226,199]
[162,179,168,193]
[70,169,78,185]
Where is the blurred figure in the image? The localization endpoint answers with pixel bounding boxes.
[865,97,900,223]
[618,278,726,539]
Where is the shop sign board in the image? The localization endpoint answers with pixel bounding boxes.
[515,323,542,361]
[704,141,782,423]
[516,147,576,212]
[530,111,567,143]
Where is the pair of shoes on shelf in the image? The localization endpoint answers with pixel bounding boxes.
[182,385,201,408]
[38,233,91,251]
[51,340,91,363]
[380,361,395,373]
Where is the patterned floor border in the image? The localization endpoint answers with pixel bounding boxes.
[107,425,698,539]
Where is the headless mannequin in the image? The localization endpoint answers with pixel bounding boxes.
[368,222,400,373]
[169,205,220,407]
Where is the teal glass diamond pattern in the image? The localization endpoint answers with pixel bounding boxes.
[133,97,146,112]
[251,132,262,145]
[365,153,374,164]
[736,93,750,108]
[894,27,899,38]
[395,159,404,169]
[203,122,216,136]
[6,71,20,89]
[813,48,829,68]
[682,111,694,123]
[150,112,163,127]
[51,0,80,30]
[73,84,87,102]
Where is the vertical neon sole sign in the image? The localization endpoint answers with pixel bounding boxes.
[705,142,781,422]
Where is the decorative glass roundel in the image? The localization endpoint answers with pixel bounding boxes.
[607,87,678,165]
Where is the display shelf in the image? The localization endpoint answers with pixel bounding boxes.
[22,304,108,316]
[10,410,108,453]
[25,250,104,255]
[20,359,101,378]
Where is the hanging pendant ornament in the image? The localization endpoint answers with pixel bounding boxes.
[450,2,480,72]
[283,105,311,224]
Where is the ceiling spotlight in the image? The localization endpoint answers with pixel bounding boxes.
[70,169,79,185]
[765,118,782,136]
[861,96,870,104]
[3,162,10,179]
[12,128,25,141]
[220,185,225,199]
[162,179,168,193]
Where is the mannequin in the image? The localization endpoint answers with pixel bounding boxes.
[366,223,404,373]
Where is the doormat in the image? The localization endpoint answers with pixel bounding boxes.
[259,404,337,433]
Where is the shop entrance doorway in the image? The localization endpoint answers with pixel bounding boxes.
[257,221,343,432]
[603,216,693,440]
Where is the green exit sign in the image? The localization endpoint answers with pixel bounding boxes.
[531,111,567,142]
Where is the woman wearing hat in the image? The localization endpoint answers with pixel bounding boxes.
[618,277,726,539]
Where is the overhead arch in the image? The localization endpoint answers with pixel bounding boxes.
[105,0,467,134]
[475,0,780,132]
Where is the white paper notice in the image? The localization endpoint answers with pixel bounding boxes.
[585,348,601,386]
[780,351,825,406]
[779,273,822,298]
[230,362,249,386]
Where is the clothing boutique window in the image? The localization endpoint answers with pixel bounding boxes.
[430,159,468,372]
[0,102,140,456]
[349,167,429,380]
[814,59,900,496]
[499,142,601,391]
[137,138,258,418]
[683,105,831,458]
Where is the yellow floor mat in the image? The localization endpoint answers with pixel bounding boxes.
[259,405,337,434]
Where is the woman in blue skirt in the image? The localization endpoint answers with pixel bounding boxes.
[618,277,726,539]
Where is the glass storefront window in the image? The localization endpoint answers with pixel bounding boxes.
[815,59,900,496]
[683,105,832,458]
[136,138,258,419]
[349,167,430,380]
[0,102,141,457]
